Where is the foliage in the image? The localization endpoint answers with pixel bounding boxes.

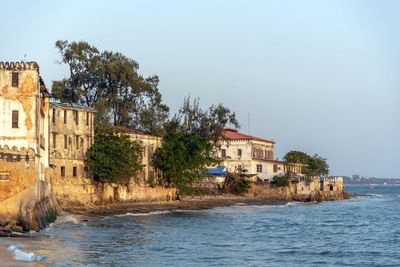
[85,125,143,183]
[152,131,217,191]
[171,96,240,144]
[223,172,252,194]
[272,175,290,187]
[283,150,329,177]
[52,40,169,134]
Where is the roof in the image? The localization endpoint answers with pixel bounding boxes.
[253,157,305,166]
[222,128,275,144]
[50,102,96,112]
[111,125,145,135]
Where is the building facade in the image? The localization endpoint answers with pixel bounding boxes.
[49,102,96,183]
[0,61,57,231]
[217,128,303,181]
[111,126,162,184]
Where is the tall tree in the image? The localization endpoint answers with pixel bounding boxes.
[173,96,240,143]
[152,131,216,190]
[52,40,169,134]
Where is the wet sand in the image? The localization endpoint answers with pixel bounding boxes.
[62,196,287,217]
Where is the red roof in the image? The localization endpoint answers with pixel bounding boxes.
[111,126,145,135]
[222,128,275,144]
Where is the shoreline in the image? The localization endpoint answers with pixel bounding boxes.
[61,195,288,217]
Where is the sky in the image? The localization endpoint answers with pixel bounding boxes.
[1,0,399,178]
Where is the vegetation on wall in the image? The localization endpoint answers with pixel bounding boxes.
[272,175,290,187]
[283,150,329,177]
[85,125,143,183]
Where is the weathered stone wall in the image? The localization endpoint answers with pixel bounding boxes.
[49,103,95,182]
[245,177,344,202]
[0,146,59,232]
[53,175,176,209]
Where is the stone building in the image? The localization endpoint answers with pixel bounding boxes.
[49,102,96,183]
[217,128,303,181]
[321,176,343,192]
[111,126,162,184]
[0,61,58,232]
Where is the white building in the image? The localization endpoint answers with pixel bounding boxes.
[217,128,303,181]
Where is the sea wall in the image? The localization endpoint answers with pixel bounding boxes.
[245,177,344,202]
[0,146,59,232]
[52,175,176,210]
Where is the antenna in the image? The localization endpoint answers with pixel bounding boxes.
[248,112,250,137]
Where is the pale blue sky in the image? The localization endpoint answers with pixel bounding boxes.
[1,0,399,177]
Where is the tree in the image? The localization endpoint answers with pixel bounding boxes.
[152,131,217,191]
[85,125,143,183]
[52,40,169,134]
[172,96,240,144]
[283,150,329,177]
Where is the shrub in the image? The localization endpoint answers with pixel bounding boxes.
[272,175,290,187]
[85,125,143,183]
[223,173,252,194]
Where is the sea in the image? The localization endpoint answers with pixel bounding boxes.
[0,185,399,267]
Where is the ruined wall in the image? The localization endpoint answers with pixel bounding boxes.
[0,146,58,232]
[53,175,177,209]
[245,177,344,202]
[49,104,95,182]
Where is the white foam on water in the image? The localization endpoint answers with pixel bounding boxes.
[7,245,43,262]
[369,194,384,197]
[44,222,54,232]
[64,215,80,224]
[116,210,172,217]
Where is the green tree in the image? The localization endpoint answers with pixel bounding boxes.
[152,131,217,190]
[52,40,169,134]
[283,150,329,177]
[173,96,240,144]
[85,125,143,183]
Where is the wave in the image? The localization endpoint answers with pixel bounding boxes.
[369,194,384,197]
[58,215,87,226]
[116,210,172,217]
[7,245,43,262]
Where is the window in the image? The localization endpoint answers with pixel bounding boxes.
[12,110,18,128]
[86,112,89,126]
[76,136,79,150]
[222,149,226,157]
[64,135,68,149]
[256,164,262,173]
[53,134,56,148]
[52,109,55,124]
[75,111,79,125]
[64,110,67,124]
[61,166,65,177]
[73,167,77,177]
[12,72,18,87]
[273,164,278,173]
[238,149,242,157]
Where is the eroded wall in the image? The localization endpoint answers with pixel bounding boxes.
[0,62,57,232]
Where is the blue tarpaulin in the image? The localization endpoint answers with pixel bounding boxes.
[206,166,227,176]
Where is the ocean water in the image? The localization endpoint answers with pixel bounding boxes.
[1,185,399,267]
